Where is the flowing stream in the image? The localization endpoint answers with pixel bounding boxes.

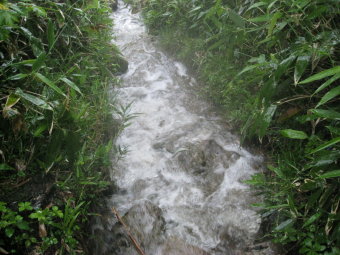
[91,2,274,255]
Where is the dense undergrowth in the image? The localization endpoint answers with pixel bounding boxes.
[0,0,125,254]
[142,0,339,254]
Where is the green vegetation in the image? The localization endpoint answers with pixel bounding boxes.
[0,0,126,253]
[142,0,339,254]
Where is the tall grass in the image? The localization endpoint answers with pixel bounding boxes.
[0,0,125,253]
[143,0,340,254]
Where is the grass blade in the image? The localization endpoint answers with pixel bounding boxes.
[35,73,66,97]
[309,137,340,154]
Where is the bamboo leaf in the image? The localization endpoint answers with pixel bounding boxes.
[267,12,282,37]
[248,14,271,22]
[227,8,245,28]
[309,137,340,154]
[316,86,340,108]
[32,52,46,72]
[15,88,53,110]
[35,73,66,97]
[0,164,14,170]
[7,73,28,80]
[60,77,82,94]
[280,129,308,139]
[299,66,340,84]
[274,219,294,231]
[318,170,340,179]
[47,20,55,50]
[5,94,20,108]
[275,55,296,80]
[237,64,260,76]
[294,55,310,85]
[246,2,266,12]
[314,73,340,94]
[311,109,340,120]
[302,212,322,228]
[268,165,284,178]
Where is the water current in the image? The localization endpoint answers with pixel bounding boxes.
[91,2,274,255]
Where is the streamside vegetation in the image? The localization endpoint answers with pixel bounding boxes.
[142,0,339,254]
[0,0,126,254]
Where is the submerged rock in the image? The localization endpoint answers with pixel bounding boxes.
[92,200,165,255]
[158,237,211,255]
[110,0,118,11]
[113,54,129,74]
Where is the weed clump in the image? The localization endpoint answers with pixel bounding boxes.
[0,0,125,253]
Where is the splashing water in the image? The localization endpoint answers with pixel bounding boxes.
[91,2,274,255]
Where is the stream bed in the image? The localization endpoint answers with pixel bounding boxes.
[90,2,275,255]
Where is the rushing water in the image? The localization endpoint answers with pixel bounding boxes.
[91,2,274,255]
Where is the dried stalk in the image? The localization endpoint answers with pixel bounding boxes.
[111,207,146,255]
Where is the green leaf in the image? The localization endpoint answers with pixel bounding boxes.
[17,221,30,230]
[300,66,340,84]
[274,219,294,231]
[5,228,14,238]
[15,88,52,110]
[33,123,48,137]
[316,86,340,108]
[268,164,285,178]
[32,53,46,72]
[7,73,28,80]
[280,129,308,139]
[35,73,66,96]
[319,170,340,179]
[303,212,322,228]
[259,104,277,138]
[47,20,55,50]
[227,8,245,28]
[294,55,310,85]
[326,125,340,136]
[314,73,340,94]
[248,14,271,22]
[0,163,14,170]
[18,202,33,211]
[246,2,266,12]
[5,94,20,108]
[310,109,340,120]
[275,55,296,80]
[267,12,282,37]
[29,5,47,17]
[60,77,82,94]
[309,137,340,154]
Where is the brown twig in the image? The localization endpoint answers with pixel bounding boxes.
[111,207,146,255]
[13,178,31,188]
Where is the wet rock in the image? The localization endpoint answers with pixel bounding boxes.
[176,139,240,195]
[109,200,165,255]
[159,237,210,255]
[86,200,118,255]
[109,0,118,11]
[177,139,240,172]
[113,54,129,74]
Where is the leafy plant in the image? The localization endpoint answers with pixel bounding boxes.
[143,0,340,253]
[0,0,126,253]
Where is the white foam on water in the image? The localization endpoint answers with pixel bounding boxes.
[108,3,265,254]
